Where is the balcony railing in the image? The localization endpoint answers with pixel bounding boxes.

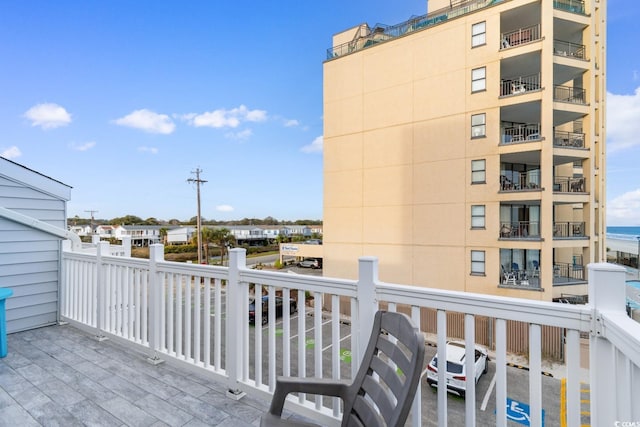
[59,243,640,426]
[554,85,587,104]
[500,221,540,239]
[554,130,585,148]
[553,262,585,281]
[554,176,586,193]
[500,266,540,289]
[554,221,587,238]
[553,0,586,15]
[554,40,586,59]
[500,73,541,96]
[500,170,541,191]
[502,123,541,144]
[327,0,506,59]
[500,24,541,49]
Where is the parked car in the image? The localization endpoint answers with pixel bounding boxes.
[249,295,298,325]
[297,258,319,269]
[426,341,489,398]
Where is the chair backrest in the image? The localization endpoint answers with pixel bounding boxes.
[342,311,425,427]
[512,262,519,270]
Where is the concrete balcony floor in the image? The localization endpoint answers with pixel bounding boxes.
[0,325,271,427]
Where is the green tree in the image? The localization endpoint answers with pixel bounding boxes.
[211,228,236,265]
[110,215,143,225]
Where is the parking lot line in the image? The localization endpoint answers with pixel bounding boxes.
[481,373,496,411]
[289,318,332,340]
[322,334,351,352]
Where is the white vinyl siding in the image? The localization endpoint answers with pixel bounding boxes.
[0,166,70,334]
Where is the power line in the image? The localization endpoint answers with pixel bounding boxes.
[187,168,207,264]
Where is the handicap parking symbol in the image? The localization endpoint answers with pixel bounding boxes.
[505,397,544,427]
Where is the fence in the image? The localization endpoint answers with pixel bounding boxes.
[61,244,640,426]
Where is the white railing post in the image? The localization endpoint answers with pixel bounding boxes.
[146,244,164,365]
[95,241,110,341]
[355,257,379,366]
[121,236,132,257]
[92,234,100,244]
[588,262,626,426]
[226,248,247,400]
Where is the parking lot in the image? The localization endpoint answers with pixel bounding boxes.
[248,306,575,426]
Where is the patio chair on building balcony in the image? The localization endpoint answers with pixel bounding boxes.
[502,265,517,286]
[260,311,425,427]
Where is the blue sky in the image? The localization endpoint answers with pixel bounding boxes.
[1,1,639,224]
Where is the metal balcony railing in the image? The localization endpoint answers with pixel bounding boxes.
[554,176,586,193]
[500,24,541,49]
[553,0,586,15]
[501,74,541,96]
[499,221,541,239]
[553,221,587,238]
[554,40,586,59]
[502,123,541,144]
[554,85,587,104]
[327,0,506,59]
[500,170,541,191]
[554,130,585,148]
[553,262,585,281]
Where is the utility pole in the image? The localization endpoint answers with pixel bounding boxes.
[187,168,207,264]
[84,209,98,234]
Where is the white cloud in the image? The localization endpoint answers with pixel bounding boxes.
[113,109,175,134]
[70,141,96,151]
[607,88,640,152]
[607,189,640,225]
[216,205,234,212]
[23,103,72,129]
[1,146,21,159]
[301,135,323,153]
[225,129,253,140]
[138,146,159,154]
[284,119,299,127]
[183,105,267,129]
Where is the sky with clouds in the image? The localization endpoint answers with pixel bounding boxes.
[1,0,639,225]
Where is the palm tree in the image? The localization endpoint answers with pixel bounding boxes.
[211,228,236,265]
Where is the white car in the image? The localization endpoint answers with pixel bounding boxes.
[426,341,489,398]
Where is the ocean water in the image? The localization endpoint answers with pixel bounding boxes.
[607,226,640,241]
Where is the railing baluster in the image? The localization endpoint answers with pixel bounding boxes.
[268,285,276,390]
[496,318,507,427]
[255,284,263,388]
[194,274,201,365]
[176,273,183,357]
[203,277,211,368]
[464,314,476,427]
[529,324,543,426]
[314,291,323,410]
[331,294,340,418]
[214,278,221,370]
[298,289,306,405]
[437,309,447,427]
[167,274,174,354]
[566,329,581,427]
[185,274,192,361]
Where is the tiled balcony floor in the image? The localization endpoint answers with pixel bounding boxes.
[0,325,269,426]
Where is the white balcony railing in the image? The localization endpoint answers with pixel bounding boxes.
[61,243,640,427]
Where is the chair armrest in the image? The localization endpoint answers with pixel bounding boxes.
[268,377,351,416]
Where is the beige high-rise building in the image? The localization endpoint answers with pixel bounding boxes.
[323,0,606,301]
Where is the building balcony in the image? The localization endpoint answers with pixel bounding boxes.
[500,24,541,49]
[554,39,586,60]
[554,221,587,238]
[500,169,541,192]
[553,0,586,15]
[554,84,586,104]
[554,175,586,193]
[553,261,586,284]
[502,123,541,144]
[500,73,541,97]
[3,245,639,426]
[554,130,585,148]
[500,221,540,239]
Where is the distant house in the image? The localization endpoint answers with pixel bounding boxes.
[0,157,80,333]
[167,226,196,245]
[116,225,164,247]
[68,224,92,236]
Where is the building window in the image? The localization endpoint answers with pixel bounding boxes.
[471,113,486,138]
[471,250,485,275]
[471,159,486,183]
[472,67,486,92]
[471,205,486,228]
[472,22,486,47]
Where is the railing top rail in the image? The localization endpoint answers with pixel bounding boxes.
[376,281,592,330]
[240,268,358,296]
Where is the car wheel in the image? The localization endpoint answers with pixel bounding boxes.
[290,303,297,314]
[459,390,466,399]
[261,314,268,325]
[483,359,488,374]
